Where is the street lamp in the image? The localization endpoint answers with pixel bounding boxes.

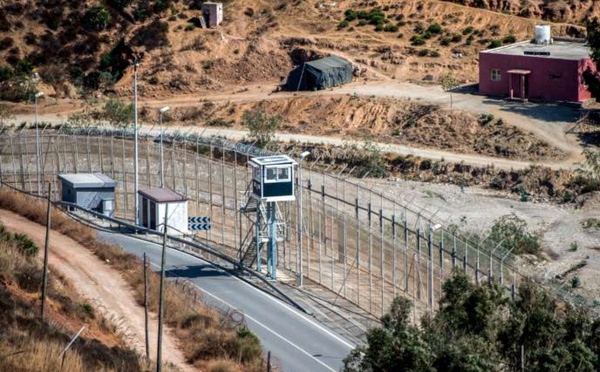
[158,106,170,188]
[297,151,310,287]
[133,58,140,228]
[34,92,43,195]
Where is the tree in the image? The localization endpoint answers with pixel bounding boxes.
[0,104,15,128]
[84,5,111,31]
[242,109,281,148]
[344,270,598,372]
[583,18,600,99]
[440,73,460,109]
[488,214,541,255]
[102,97,132,127]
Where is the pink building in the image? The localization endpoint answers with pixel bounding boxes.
[478,39,595,103]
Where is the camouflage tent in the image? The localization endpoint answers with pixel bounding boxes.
[285,55,353,91]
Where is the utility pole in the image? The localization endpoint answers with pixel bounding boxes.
[296,151,310,287]
[41,182,51,321]
[34,92,43,195]
[143,252,150,361]
[156,205,168,372]
[133,57,139,227]
[158,106,170,188]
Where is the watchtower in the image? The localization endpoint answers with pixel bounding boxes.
[240,155,297,279]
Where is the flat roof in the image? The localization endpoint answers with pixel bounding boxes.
[138,188,187,203]
[250,155,298,167]
[482,40,591,61]
[58,173,117,188]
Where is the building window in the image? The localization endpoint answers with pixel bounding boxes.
[491,69,501,82]
[264,166,291,183]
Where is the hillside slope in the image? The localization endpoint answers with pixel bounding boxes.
[0,0,586,101]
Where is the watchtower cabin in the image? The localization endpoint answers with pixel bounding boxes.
[241,155,298,279]
[249,155,297,202]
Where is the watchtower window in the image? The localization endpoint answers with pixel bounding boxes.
[264,166,291,183]
[266,167,277,181]
[277,167,290,181]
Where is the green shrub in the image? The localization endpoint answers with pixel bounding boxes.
[83,5,111,31]
[417,49,430,57]
[430,50,441,57]
[410,35,425,46]
[397,20,406,26]
[344,9,358,22]
[488,214,541,255]
[466,34,474,45]
[358,20,367,26]
[451,34,462,43]
[440,37,451,46]
[462,26,474,35]
[569,242,578,252]
[571,276,581,288]
[503,34,517,44]
[422,31,432,39]
[338,20,349,30]
[206,118,234,127]
[488,39,502,48]
[185,24,195,31]
[384,24,398,32]
[0,66,14,82]
[375,24,384,32]
[427,23,443,34]
[414,22,424,33]
[13,233,38,258]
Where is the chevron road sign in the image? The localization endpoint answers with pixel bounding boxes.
[188,216,211,230]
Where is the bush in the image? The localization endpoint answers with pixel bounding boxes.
[0,66,14,82]
[440,37,451,46]
[462,26,474,35]
[414,22,424,34]
[503,34,517,44]
[488,214,541,255]
[384,24,398,32]
[185,24,196,31]
[430,50,441,57]
[571,276,581,288]
[83,5,111,31]
[344,9,357,22]
[466,34,474,45]
[410,35,425,46]
[427,23,442,34]
[13,233,39,258]
[488,39,502,48]
[102,97,132,127]
[0,36,14,50]
[417,49,430,57]
[451,33,462,43]
[242,109,281,147]
[337,20,349,30]
[358,20,367,26]
[206,118,234,127]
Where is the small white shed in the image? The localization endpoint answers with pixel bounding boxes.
[138,188,188,235]
[202,2,223,27]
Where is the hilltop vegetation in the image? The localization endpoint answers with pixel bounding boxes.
[0,0,585,101]
[344,270,600,372]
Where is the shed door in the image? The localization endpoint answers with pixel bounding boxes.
[150,201,157,230]
[142,198,148,228]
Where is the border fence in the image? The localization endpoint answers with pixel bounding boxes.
[0,127,590,319]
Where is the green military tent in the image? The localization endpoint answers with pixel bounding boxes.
[285,56,353,91]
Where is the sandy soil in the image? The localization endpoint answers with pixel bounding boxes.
[360,178,600,304]
[0,209,195,372]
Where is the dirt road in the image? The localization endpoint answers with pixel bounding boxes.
[11,80,585,169]
[0,209,195,372]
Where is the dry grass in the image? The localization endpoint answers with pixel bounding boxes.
[0,188,264,371]
[0,225,154,372]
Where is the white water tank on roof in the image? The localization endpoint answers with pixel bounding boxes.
[534,25,551,44]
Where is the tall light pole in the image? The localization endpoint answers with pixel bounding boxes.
[297,151,310,287]
[158,106,170,188]
[133,57,140,227]
[34,92,43,195]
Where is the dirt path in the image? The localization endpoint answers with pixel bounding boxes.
[0,209,195,372]
[10,79,585,168]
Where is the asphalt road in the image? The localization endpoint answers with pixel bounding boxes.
[98,231,355,372]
